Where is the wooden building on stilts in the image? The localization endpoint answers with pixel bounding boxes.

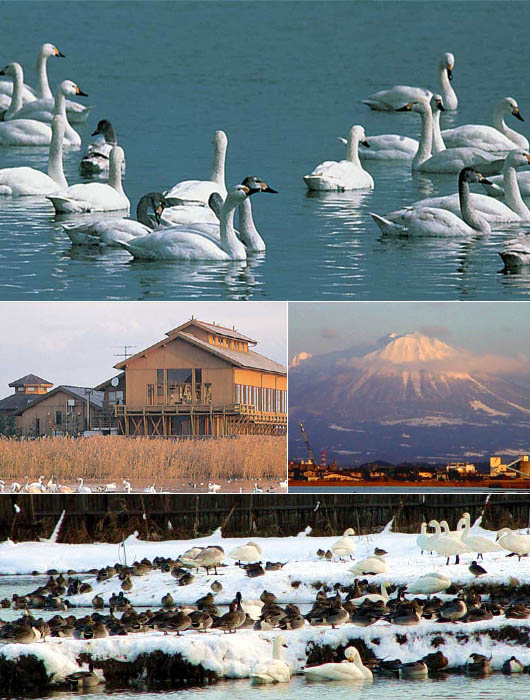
[114,319,287,437]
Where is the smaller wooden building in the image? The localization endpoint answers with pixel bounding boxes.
[0,374,54,431]
[114,319,287,437]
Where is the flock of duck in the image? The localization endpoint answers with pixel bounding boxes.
[1,45,529,270]
[303,52,530,269]
[2,517,530,686]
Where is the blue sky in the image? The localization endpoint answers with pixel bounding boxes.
[0,301,286,393]
[289,301,529,361]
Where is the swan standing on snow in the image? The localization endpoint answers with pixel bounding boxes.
[250,635,291,684]
[427,519,471,564]
[229,541,262,564]
[442,97,528,152]
[0,64,86,147]
[496,528,530,559]
[362,52,457,111]
[80,120,126,177]
[406,572,451,595]
[396,150,530,224]
[331,528,356,559]
[303,646,372,681]
[397,98,503,174]
[62,193,167,246]
[303,125,374,191]
[500,234,530,269]
[457,512,502,559]
[371,168,493,236]
[119,182,271,261]
[48,146,129,213]
[0,115,67,195]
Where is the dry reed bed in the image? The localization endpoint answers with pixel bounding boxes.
[0,435,286,481]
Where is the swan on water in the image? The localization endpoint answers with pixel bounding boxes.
[0,43,63,108]
[0,114,67,195]
[76,478,91,494]
[303,646,372,681]
[442,97,528,152]
[80,120,126,177]
[499,234,530,269]
[371,167,493,236]
[62,193,167,246]
[394,150,530,223]
[119,182,271,261]
[250,635,291,684]
[362,52,457,111]
[397,98,504,174]
[0,64,86,147]
[303,125,374,190]
[48,146,129,213]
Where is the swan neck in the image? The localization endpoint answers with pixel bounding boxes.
[54,91,67,119]
[220,197,245,257]
[47,125,67,188]
[238,197,265,251]
[431,109,446,154]
[109,158,124,194]
[272,638,282,660]
[459,177,484,230]
[36,51,52,99]
[210,141,226,188]
[504,162,530,217]
[346,133,361,165]
[136,197,154,227]
[438,66,455,105]
[413,106,433,168]
[6,65,24,119]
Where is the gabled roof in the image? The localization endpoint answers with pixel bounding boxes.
[94,372,125,391]
[0,393,41,412]
[9,373,53,388]
[179,333,286,374]
[16,385,105,414]
[166,319,257,344]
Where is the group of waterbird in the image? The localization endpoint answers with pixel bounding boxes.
[303,52,530,269]
[3,519,530,686]
[0,42,280,263]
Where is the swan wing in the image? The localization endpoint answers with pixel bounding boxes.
[360,134,418,160]
[121,229,231,261]
[441,125,521,152]
[414,193,519,222]
[0,119,51,146]
[363,85,431,111]
[49,183,130,213]
[160,204,219,226]
[165,179,225,204]
[400,207,474,236]
[0,167,60,196]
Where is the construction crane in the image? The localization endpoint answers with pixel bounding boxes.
[298,422,316,465]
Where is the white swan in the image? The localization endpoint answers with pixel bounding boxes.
[303,646,372,681]
[164,129,228,210]
[371,167,492,236]
[62,192,167,246]
[362,52,457,111]
[0,115,67,195]
[0,64,85,147]
[500,234,530,269]
[76,477,92,494]
[349,555,388,575]
[250,635,291,684]
[481,171,530,198]
[406,572,451,595]
[397,151,530,223]
[427,519,471,563]
[397,98,504,173]
[80,120,126,177]
[331,528,356,558]
[458,512,502,558]
[416,522,434,553]
[47,146,129,213]
[119,184,265,261]
[496,528,530,559]
[349,581,390,605]
[229,541,262,564]
[304,125,374,191]
[442,97,528,152]
[0,43,62,108]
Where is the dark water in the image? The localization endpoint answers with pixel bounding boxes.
[0,1,529,300]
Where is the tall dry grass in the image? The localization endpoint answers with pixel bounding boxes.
[0,435,286,482]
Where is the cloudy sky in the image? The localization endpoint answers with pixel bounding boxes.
[289,301,529,377]
[0,302,286,393]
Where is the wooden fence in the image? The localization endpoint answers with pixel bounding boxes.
[0,493,529,543]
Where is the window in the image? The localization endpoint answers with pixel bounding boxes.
[108,391,124,404]
[55,410,62,425]
[27,386,36,392]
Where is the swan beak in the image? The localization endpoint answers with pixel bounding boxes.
[447,66,453,81]
[55,48,65,58]
[478,173,492,185]
[396,102,413,112]
[260,182,278,194]
[0,66,7,76]
[513,108,524,122]
[362,138,370,148]
[241,185,251,195]
[75,87,88,97]
[525,154,530,164]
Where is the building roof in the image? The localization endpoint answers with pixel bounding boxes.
[93,372,125,391]
[9,373,53,388]
[0,393,41,413]
[179,332,286,374]
[16,385,105,414]
[166,319,257,344]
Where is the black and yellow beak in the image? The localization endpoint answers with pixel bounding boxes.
[447,66,453,81]
[0,66,7,76]
[75,86,88,97]
[396,102,413,112]
[260,181,278,193]
[437,100,446,111]
[525,154,530,164]
[362,138,370,148]
[55,48,65,58]
[513,107,524,122]
[477,173,492,185]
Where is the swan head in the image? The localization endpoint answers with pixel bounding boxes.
[501,97,524,122]
[344,647,360,662]
[0,62,23,80]
[139,192,168,224]
[59,80,88,98]
[505,150,530,169]
[212,130,228,149]
[41,43,65,58]
[460,167,492,186]
[441,52,455,79]
[430,93,445,113]
[349,125,369,147]
[343,527,356,536]
[241,175,278,194]
[92,120,117,144]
